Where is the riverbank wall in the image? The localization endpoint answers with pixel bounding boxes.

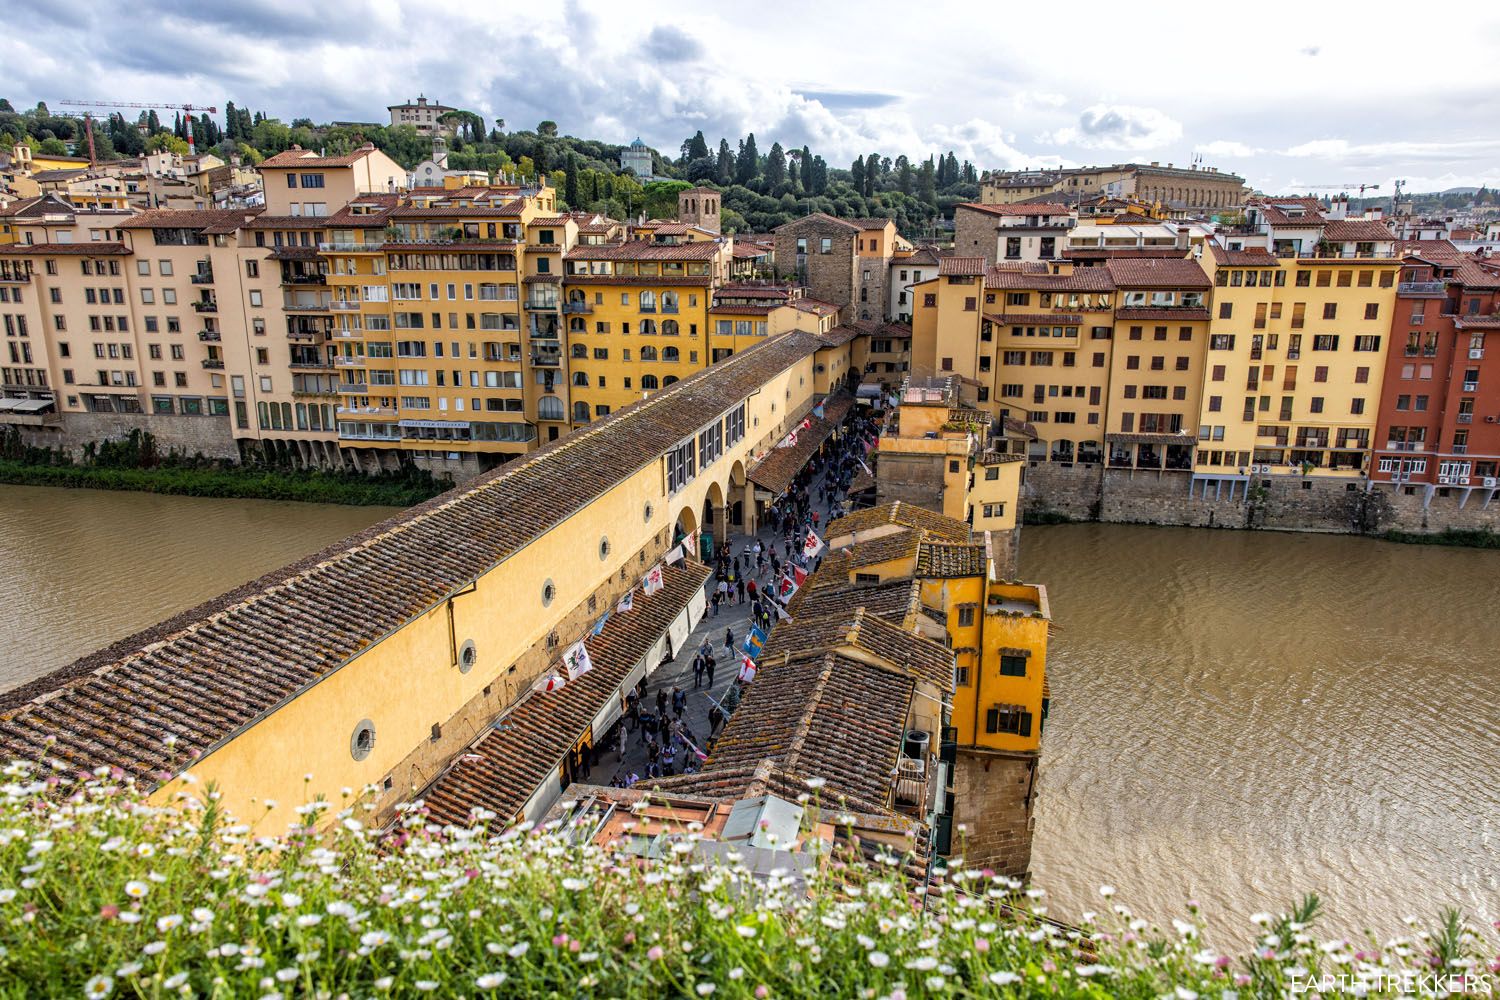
[1023,462,1500,538]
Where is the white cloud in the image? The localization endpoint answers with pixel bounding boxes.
[1011,90,1068,112]
[1045,104,1182,151]
[1195,140,1262,158]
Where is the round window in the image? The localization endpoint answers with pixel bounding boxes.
[643,501,654,523]
[350,719,376,762]
[542,579,556,606]
[458,639,477,674]
[599,536,611,560]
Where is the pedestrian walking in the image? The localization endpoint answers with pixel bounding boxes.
[705,655,717,688]
[736,577,747,604]
[709,705,725,735]
[693,654,704,689]
[672,686,686,720]
[724,627,735,655]
[656,688,669,718]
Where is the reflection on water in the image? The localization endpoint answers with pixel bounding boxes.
[1021,523,1499,945]
[0,485,395,692]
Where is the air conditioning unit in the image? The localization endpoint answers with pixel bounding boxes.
[1464,382,1479,391]
[1437,475,1452,485]
[1486,416,1499,424]
[1484,477,1498,488]
[1459,477,1471,486]
[1470,349,1486,359]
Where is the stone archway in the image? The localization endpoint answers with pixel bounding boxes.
[728,459,753,533]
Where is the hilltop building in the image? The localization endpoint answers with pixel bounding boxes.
[387,95,456,136]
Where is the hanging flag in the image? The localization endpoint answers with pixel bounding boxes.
[591,610,611,636]
[781,429,798,449]
[772,600,793,623]
[665,544,685,565]
[741,624,768,657]
[641,563,665,596]
[858,457,873,476]
[792,564,808,587]
[777,575,799,601]
[535,673,567,693]
[562,640,594,680]
[616,589,636,614]
[802,530,825,560]
[800,417,812,431]
[813,398,826,419]
[681,735,709,762]
[738,656,757,683]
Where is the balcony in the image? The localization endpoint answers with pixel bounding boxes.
[891,757,930,818]
[330,328,365,339]
[284,300,331,313]
[333,356,366,368]
[190,269,214,285]
[197,330,221,342]
[191,300,218,313]
[530,354,562,367]
[1398,281,1447,296]
[201,359,224,370]
[1464,381,1479,392]
[562,301,592,314]
[318,242,384,253]
[337,382,369,394]
[330,301,362,311]
[337,405,397,418]
[525,297,560,312]
[1457,413,1473,424]
[282,273,327,285]
[0,269,32,284]
[289,359,336,372]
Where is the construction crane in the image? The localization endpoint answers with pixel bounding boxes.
[58,100,218,163]
[1304,183,1381,197]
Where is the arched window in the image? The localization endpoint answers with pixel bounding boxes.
[572,371,589,386]
[639,290,656,311]
[662,346,680,362]
[661,319,679,336]
[572,401,590,422]
[640,319,657,335]
[537,396,564,420]
[662,375,679,386]
[660,291,679,313]
[568,289,586,304]
[569,317,585,332]
[641,374,659,390]
[571,343,587,358]
[640,345,658,361]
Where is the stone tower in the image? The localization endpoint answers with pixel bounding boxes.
[677,186,722,234]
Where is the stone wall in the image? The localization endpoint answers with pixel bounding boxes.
[952,207,997,264]
[949,749,1037,878]
[876,452,945,511]
[773,221,857,321]
[1022,459,1500,536]
[13,411,239,462]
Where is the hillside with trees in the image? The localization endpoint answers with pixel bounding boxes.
[0,99,987,235]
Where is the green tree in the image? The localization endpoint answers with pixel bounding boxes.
[715,139,734,184]
[0,99,13,113]
[37,137,67,156]
[735,133,759,185]
[146,133,189,155]
[537,120,558,137]
[765,142,786,187]
[681,130,709,163]
[564,153,580,208]
[850,155,865,198]
[918,157,936,206]
[896,155,913,195]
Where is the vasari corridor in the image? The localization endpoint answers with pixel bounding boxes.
[0,1,1497,995]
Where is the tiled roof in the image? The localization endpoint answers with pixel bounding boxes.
[849,466,875,492]
[243,214,328,230]
[938,256,987,276]
[842,528,924,570]
[1062,246,1186,260]
[1455,314,1500,329]
[715,283,796,301]
[773,212,862,233]
[522,273,562,284]
[760,608,954,694]
[0,242,132,256]
[1114,307,1211,322]
[914,540,989,579]
[1105,431,1196,445]
[566,240,724,261]
[983,264,1099,289]
[958,202,1073,218]
[563,275,713,287]
[848,217,896,230]
[785,577,923,626]
[122,208,258,231]
[815,325,863,347]
[827,501,970,542]
[1105,257,1213,289]
[659,650,912,813]
[792,298,840,316]
[387,202,526,218]
[0,194,74,218]
[978,450,1025,465]
[1216,248,1280,266]
[1321,219,1395,242]
[0,333,828,784]
[419,561,711,826]
[1453,261,1500,290]
[258,145,382,169]
[746,394,854,494]
[991,312,1083,325]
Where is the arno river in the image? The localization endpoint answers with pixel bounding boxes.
[1,486,1494,944]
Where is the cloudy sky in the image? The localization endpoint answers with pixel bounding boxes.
[5,0,1500,194]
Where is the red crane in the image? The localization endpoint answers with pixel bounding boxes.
[58,100,219,163]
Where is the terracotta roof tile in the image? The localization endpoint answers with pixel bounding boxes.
[827,501,970,543]
[760,608,954,694]
[1321,219,1395,242]
[914,540,989,579]
[982,264,1097,289]
[785,577,923,626]
[0,242,132,256]
[1104,257,1212,289]
[122,208,258,230]
[566,240,725,261]
[420,562,711,826]
[1114,307,1211,321]
[938,256,987,276]
[958,202,1073,218]
[746,395,854,494]
[258,144,383,169]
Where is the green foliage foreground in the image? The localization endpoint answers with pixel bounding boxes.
[0,767,1496,998]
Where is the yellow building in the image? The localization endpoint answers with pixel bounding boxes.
[1195,198,1399,484]
[561,239,730,421]
[707,282,803,363]
[1102,258,1213,471]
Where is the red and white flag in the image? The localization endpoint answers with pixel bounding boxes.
[792,564,808,587]
[802,531,825,560]
[777,574,799,601]
[535,673,567,693]
[616,589,635,614]
[642,563,665,596]
[738,656,757,683]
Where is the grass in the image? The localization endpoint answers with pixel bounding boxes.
[0,765,1493,998]
[1381,526,1500,549]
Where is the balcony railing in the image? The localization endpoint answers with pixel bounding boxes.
[333,356,366,367]
[1457,413,1474,424]
[330,301,361,311]
[190,270,214,285]
[191,300,218,313]
[284,301,330,312]
[337,382,369,394]
[197,330,221,342]
[1464,381,1479,392]
[1398,281,1446,295]
[562,301,592,314]
[289,358,335,371]
[337,405,397,418]
[318,242,383,252]
[0,270,32,283]
[525,298,560,311]
[530,354,562,367]
[201,359,224,370]
[282,273,327,285]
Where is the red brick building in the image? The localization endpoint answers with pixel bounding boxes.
[1372,243,1500,491]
